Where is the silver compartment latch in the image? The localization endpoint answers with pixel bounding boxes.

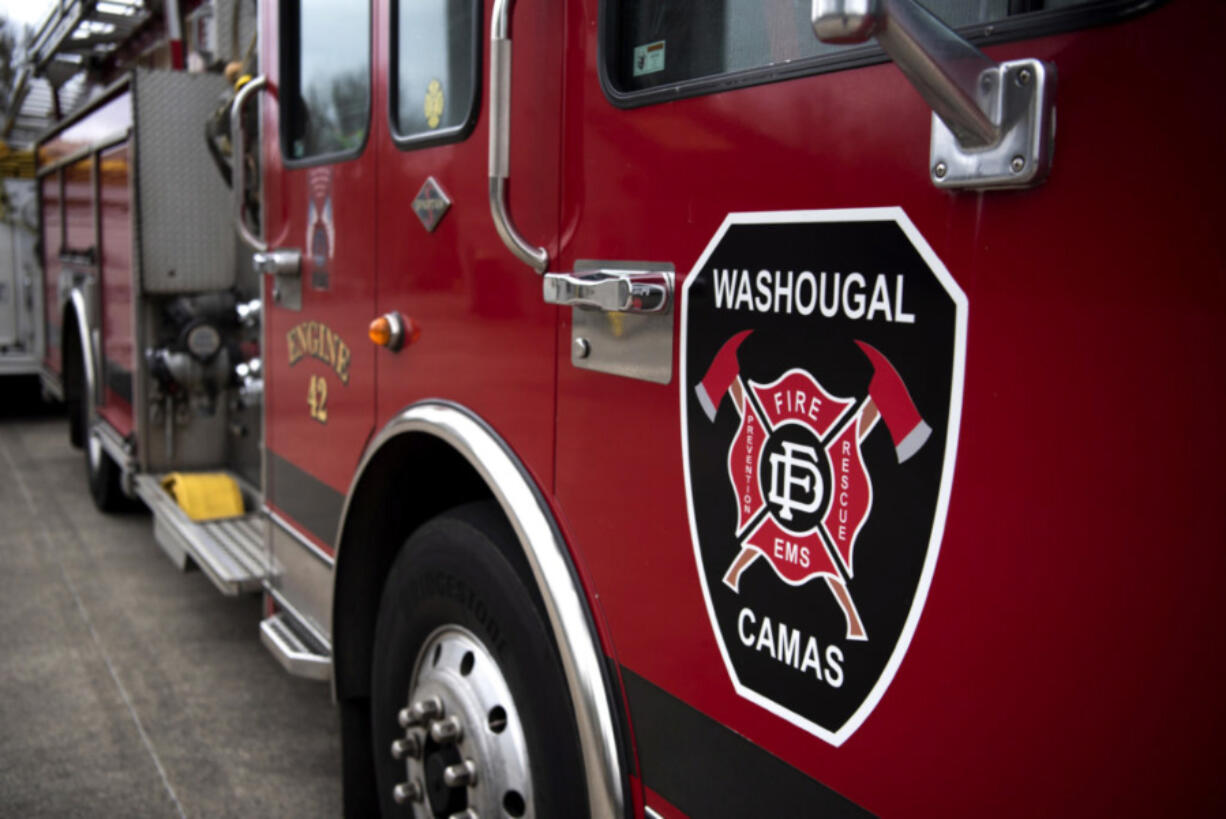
[543,269,671,314]
[254,249,303,311]
[813,0,1056,189]
[253,249,302,278]
[545,261,675,385]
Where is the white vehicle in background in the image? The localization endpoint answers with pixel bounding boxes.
[0,166,44,384]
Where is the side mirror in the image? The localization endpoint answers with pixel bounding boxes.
[813,0,1056,189]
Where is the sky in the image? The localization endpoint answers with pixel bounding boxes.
[0,0,50,32]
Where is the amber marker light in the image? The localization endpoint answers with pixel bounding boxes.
[369,315,394,347]
[369,312,419,352]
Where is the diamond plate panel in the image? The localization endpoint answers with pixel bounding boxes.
[133,69,236,294]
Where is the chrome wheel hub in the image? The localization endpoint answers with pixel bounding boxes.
[391,626,533,818]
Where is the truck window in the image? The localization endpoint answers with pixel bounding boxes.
[389,0,480,146]
[280,0,371,162]
[603,0,1152,105]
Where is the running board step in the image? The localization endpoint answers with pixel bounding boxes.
[134,473,267,596]
[260,613,331,681]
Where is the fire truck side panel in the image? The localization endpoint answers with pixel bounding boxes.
[39,171,61,377]
[63,158,97,403]
[97,143,135,437]
[37,91,134,391]
[259,0,377,559]
[551,1,1226,817]
[370,1,562,515]
[63,161,93,261]
[325,1,630,812]
[323,0,581,702]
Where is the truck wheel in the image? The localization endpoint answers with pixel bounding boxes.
[81,373,126,513]
[370,502,587,818]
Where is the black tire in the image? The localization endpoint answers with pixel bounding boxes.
[67,392,84,449]
[80,369,128,513]
[370,501,587,818]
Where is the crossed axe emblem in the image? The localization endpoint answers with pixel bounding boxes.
[695,331,931,641]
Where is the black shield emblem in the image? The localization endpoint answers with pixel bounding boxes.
[680,209,967,744]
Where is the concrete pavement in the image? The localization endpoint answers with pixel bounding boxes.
[0,392,342,817]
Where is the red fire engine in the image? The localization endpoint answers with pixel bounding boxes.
[29,0,1226,816]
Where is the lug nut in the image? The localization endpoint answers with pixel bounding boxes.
[399,696,443,727]
[392,780,423,804]
[448,811,479,819]
[443,759,477,788]
[430,715,463,744]
[391,736,421,760]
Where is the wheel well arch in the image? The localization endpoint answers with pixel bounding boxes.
[331,428,491,701]
[60,296,91,448]
[330,401,626,817]
[61,301,83,404]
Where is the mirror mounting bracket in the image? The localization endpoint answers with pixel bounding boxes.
[814,0,1056,189]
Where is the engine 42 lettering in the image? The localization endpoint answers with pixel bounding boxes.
[680,208,967,745]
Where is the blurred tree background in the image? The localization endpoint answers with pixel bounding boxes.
[0,15,27,105]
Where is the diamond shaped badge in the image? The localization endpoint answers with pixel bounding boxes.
[412,176,451,233]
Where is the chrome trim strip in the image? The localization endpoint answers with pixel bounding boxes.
[260,613,332,681]
[487,0,548,274]
[266,583,332,654]
[36,132,130,179]
[68,288,97,407]
[39,367,64,402]
[230,75,268,252]
[268,509,336,567]
[257,0,268,509]
[34,75,131,149]
[129,122,148,473]
[94,420,129,470]
[336,401,624,818]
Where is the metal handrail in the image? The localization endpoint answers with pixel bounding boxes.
[487,0,548,274]
[230,75,268,253]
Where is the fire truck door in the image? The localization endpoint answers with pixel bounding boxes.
[553,1,1225,816]
[259,0,376,555]
[371,0,563,474]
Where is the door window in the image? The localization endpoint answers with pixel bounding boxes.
[603,0,1154,105]
[280,0,371,162]
[390,0,481,147]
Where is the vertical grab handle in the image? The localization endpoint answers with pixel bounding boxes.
[231,75,268,252]
[487,0,548,273]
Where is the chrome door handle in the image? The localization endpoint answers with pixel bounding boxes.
[253,249,301,277]
[543,269,672,314]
